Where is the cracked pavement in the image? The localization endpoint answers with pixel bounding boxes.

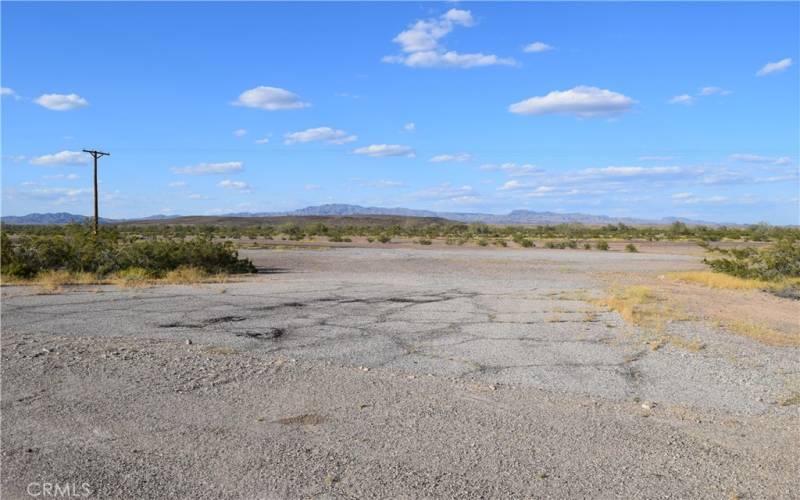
[2,247,799,498]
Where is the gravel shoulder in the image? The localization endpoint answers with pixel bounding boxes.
[2,247,799,498]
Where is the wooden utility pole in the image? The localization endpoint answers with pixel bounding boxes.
[82,149,110,236]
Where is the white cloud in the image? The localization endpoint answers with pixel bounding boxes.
[669,94,695,105]
[366,179,405,189]
[304,184,321,190]
[412,182,477,202]
[218,179,251,191]
[34,93,89,111]
[43,173,80,180]
[479,162,541,176]
[509,86,635,117]
[523,41,553,53]
[233,128,247,137]
[254,137,270,144]
[671,192,729,205]
[384,9,517,69]
[30,150,90,166]
[581,166,682,177]
[172,161,244,175]
[756,58,792,77]
[353,144,415,158]
[168,181,188,188]
[284,126,357,145]
[699,86,732,96]
[188,193,209,200]
[429,153,472,163]
[233,86,310,110]
[404,122,416,132]
[729,153,791,165]
[671,86,731,105]
[499,180,525,190]
[1,87,20,99]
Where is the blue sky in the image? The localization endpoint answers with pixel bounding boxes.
[2,1,798,224]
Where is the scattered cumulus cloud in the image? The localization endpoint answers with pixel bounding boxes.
[404,122,416,132]
[756,58,792,77]
[254,136,271,144]
[581,166,682,177]
[480,162,541,176]
[523,41,553,53]
[412,182,477,203]
[218,179,251,191]
[670,86,731,105]
[43,173,80,180]
[30,150,90,166]
[383,9,517,68]
[1,87,20,100]
[233,86,310,110]
[509,86,635,118]
[34,93,89,111]
[669,94,695,105]
[172,161,244,175]
[729,153,791,166]
[638,155,675,161]
[671,192,729,205]
[168,181,188,188]
[284,126,357,145]
[429,153,472,163]
[353,144,415,158]
[233,128,247,137]
[355,179,406,189]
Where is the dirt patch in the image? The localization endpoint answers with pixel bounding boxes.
[275,414,326,425]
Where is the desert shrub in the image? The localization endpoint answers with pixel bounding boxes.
[0,228,255,278]
[704,239,800,281]
[377,234,391,244]
[625,243,639,253]
[583,243,591,250]
[417,239,432,245]
[477,238,489,247]
[595,240,609,251]
[520,238,534,248]
[494,239,508,247]
[366,237,375,243]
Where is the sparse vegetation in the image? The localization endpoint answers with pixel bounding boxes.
[703,238,800,281]
[1,225,256,282]
[595,240,609,251]
[625,243,639,253]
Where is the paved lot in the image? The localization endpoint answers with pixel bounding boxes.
[2,247,799,498]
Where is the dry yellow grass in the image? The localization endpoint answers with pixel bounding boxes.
[666,271,800,291]
[2,266,232,290]
[724,320,800,348]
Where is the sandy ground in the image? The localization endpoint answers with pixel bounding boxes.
[2,246,799,499]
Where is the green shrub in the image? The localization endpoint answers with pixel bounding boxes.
[625,243,639,253]
[377,234,391,244]
[0,228,255,278]
[595,240,610,251]
[417,239,432,245]
[704,239,800,281]
[583,243,591,250]
[477,238,489,247]
[520,238,534,248]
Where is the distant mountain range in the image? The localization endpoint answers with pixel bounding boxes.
[1,204,732,226]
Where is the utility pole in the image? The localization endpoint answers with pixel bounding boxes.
[82,149,110,236]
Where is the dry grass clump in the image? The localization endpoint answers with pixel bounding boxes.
[3,270,102,292]
[776,391,800,407]
[111,267,152,288]
[594,285,658,327]
[724,320,800,348]
[667,271,773,290]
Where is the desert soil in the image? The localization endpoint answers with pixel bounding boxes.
[2,246,799,499]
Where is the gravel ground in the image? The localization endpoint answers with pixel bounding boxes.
[2,247,798,498]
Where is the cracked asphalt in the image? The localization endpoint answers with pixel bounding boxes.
[2,247,799,498]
